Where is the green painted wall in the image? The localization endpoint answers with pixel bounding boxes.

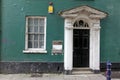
[0,0,1,61]
[1,0,120,63]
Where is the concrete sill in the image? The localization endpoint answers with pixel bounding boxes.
[23,50,47,54]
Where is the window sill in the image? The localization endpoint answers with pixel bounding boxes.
[23,50,47,53]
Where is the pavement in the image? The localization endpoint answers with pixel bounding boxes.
[0,73,120,80]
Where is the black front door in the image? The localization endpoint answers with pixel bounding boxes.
[73,29,89,67]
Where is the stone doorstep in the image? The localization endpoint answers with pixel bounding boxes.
[72,68,93,75]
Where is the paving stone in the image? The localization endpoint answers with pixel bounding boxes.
[0,74,119,80]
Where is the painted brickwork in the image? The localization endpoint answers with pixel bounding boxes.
[0,0,120,63]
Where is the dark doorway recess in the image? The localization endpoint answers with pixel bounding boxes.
[73,29,89,67]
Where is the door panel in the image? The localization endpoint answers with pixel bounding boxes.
[73,29,89,67]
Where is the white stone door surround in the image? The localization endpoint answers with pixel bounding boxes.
[60,6,107,73]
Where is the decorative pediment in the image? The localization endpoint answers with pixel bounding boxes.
[60,5,107,19]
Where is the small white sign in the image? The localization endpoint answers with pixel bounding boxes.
[53,45,62,50]
[52,41,63,53]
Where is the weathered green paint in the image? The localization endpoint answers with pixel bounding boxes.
[0,0,1,61]
[1,0,120,62]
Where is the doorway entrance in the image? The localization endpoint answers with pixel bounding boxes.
[73,29,89,67]
[60,6,107,72]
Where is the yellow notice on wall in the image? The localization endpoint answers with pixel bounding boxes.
[48,5,53,13]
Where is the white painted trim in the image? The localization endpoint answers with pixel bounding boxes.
[44,17,47,51]
[90,28,94,69]
[61,6,107,71]
[23,50,47,53]
[64,19,73,70]
[65,27,90,30]
[64,18,101,71]
[91,24,100,70]
[61,6,107,19]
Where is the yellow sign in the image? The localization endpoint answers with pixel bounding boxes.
[48,5,53,13]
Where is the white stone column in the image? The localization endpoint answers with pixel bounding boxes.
[64,18,73,73]
[90,28,94,69]
[92,25,100,72]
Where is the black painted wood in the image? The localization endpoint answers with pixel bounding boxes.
[73,29,89,67]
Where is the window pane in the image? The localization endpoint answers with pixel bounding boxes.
[28,41,33,48]
[39,41,44,48]
[39,26,44,33]
[27,17,45,49]
[73,21,78,27]
[79,20,84,27]
[28,34,33,41]
[34,41,38,48]
[28,18,33,26]
[39,34,44,41]
[34,26,38,33]
[39,19,44,26]
[34,34,38,40]
[28,26,33,32]
[34,18,38,26]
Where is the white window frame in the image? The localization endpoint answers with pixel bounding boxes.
[23,16,47,53]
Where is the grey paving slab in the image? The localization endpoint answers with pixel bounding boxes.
[0,74,119,80]
[87,74,106,80]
